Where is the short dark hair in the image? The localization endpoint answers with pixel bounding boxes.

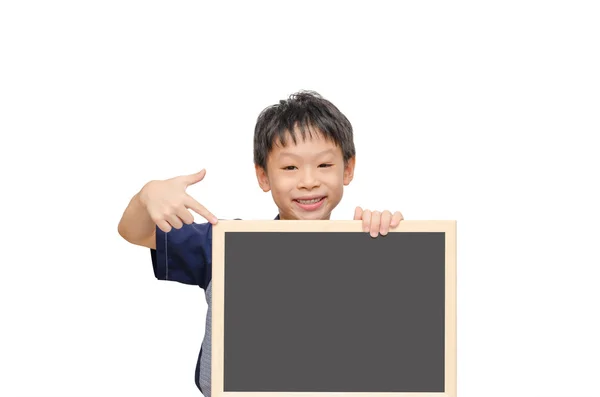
[253,90,356,169]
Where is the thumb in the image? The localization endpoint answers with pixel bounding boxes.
[184,169,207,186]
[353,206,363,220]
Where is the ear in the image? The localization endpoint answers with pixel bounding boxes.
[255,164,271,192]
[343,156,356,186]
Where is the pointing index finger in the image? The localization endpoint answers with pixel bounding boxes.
[185,195,218,224]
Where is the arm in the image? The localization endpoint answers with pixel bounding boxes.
[118,187,157,249]
[117,169,218,250]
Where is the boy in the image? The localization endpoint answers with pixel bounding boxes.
[117,90,404,396]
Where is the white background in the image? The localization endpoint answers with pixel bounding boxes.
[1,1,599,396]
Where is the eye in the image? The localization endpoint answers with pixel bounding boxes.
[282,166,297,171]
[319,163,333,168]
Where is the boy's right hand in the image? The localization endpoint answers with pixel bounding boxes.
[139,169,218,233]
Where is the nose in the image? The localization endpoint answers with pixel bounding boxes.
[297,167,321,189]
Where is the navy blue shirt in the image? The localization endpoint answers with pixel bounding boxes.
[150,221,213,288]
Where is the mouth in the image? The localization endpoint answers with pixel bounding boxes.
[293,196,326,211]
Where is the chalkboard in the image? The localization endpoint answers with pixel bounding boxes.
[212,220,456,397]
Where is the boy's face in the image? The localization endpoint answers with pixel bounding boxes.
[255,129,355,220]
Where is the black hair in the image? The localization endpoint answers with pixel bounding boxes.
[253,90,356,169]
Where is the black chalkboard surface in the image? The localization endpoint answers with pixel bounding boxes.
[212,220,456,397]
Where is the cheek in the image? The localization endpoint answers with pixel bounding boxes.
[324,169,345,184]
[270,175,295,194]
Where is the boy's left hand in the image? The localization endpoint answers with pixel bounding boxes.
[354,206,404,238]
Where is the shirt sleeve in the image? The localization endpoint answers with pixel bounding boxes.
[149,222,212,289]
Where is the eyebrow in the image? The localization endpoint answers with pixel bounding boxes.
[278,149,336,159]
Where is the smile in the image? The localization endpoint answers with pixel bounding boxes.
[296,197,323,204]
[293,196,326,211]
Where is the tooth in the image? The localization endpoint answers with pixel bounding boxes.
[298,198,320,204]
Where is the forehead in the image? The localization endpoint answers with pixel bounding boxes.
[270,129,342,160]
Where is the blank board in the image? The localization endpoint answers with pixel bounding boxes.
[212,220,457,397]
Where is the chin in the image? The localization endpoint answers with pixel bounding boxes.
[296,210,331,221]
[298,214,324,221]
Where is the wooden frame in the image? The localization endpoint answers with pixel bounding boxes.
[212,220,457,397]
